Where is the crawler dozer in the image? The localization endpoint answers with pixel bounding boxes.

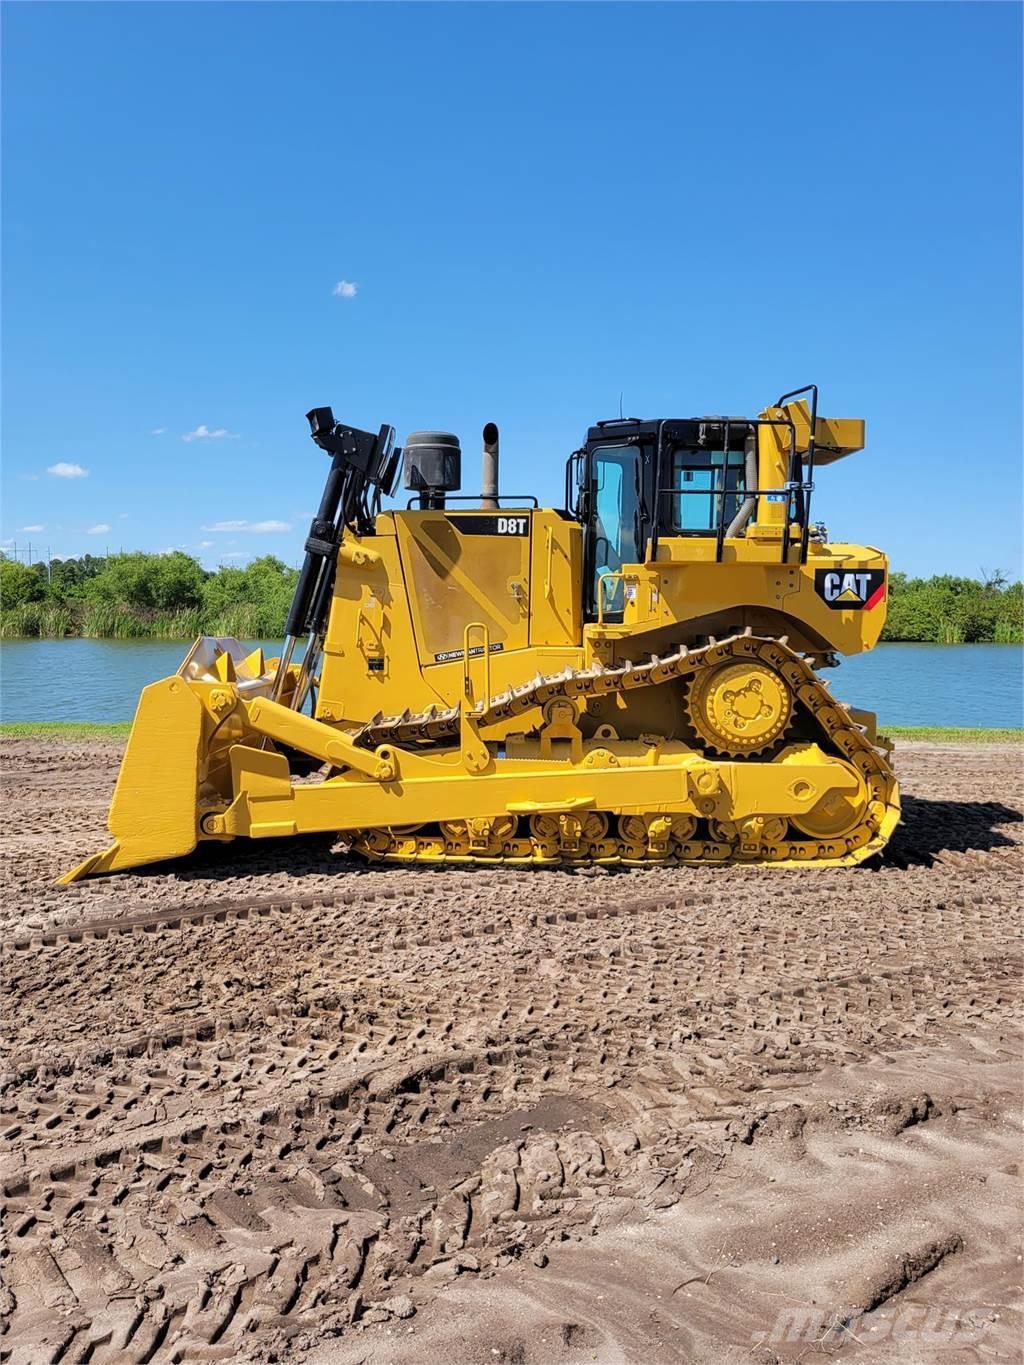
[63,385,899,883]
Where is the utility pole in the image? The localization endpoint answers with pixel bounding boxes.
[47,547,52,585]
[28,542,33,566]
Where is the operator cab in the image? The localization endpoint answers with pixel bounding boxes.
[567,418,756,619]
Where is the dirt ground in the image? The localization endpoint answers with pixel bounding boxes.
[1,738,1022,1364]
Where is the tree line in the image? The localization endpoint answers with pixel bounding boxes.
[883,571,1021,644]
[0,552,299,639]
[1,551,1021,643]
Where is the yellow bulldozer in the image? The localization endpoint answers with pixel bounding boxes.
[63,384,899,883]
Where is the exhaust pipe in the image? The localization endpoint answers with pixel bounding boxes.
[481,422,499,509]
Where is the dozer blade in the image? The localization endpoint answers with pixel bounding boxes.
[60,676,205,884]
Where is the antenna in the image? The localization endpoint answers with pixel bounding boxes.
[619,391,623,420]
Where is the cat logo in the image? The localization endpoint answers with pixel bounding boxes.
[814,568,886,611]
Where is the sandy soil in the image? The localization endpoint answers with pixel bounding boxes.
[1,738,1021,1363]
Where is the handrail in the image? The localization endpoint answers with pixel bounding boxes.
[653,484,810,499]
[462,622,492,707]
[714,419,732,564]
[406,493,539,510]
[652,481,815,564]
[774,385,818,565]
[648,414,799,565]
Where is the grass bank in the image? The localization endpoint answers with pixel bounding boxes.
[884,726,1022,743]
[1,721,1020,744]
[1,721,133,740]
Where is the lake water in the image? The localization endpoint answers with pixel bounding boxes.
[1,638,1021,728]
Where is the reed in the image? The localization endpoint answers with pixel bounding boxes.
[0,603,78,638]
[207,603,286,639]
[0,601,285,640]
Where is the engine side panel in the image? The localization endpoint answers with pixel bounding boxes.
[317,509,585,730]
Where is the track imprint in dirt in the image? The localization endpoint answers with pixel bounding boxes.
[0,738,1021,1362]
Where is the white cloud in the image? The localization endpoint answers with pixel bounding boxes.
[48,462,89,479]
[223,552,248,560]
[201,519,291,533]
[119,513,129,519]
[332,279,358,299]
[151,426,168,436]
[182,424,239,443]
[199,539,215,548]
[87,523,112,535]
[18,524,45,533]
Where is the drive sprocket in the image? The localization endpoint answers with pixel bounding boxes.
[685,659,793,757]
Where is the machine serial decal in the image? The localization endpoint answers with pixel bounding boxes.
[447,515,530,536]
[433,642,506,663]
[814,569,886,611]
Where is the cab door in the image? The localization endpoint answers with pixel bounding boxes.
[585,442,643,618]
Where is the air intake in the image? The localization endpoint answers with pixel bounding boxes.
[403,431,461,510]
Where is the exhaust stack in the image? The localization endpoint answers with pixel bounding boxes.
[481,422,499,509]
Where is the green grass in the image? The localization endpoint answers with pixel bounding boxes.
[884,725,1022,743]
[1,721,132,740]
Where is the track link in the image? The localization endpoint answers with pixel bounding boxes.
[352,634,900,868]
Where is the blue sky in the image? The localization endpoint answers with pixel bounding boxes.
[3,2,1021,578]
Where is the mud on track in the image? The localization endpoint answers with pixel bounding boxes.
[1,739,1022,1363]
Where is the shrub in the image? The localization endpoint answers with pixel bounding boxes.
[85,552,207,612]
[1,557,47,608]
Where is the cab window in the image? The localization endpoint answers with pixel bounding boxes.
[670,447,745,533]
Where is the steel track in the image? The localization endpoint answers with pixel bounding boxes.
[350,633,900,868]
